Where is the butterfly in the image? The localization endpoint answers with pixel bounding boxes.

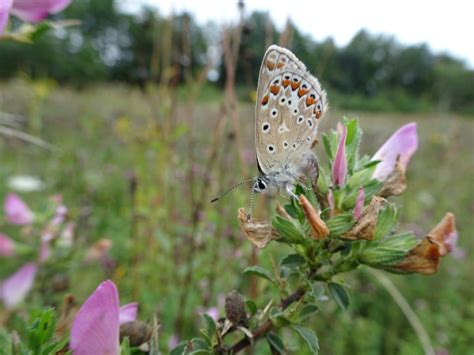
[211,45,327,205]
[251,45,328,198]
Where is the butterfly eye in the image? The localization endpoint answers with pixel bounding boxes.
[262,122,270,133]
[271,109,278,117]
[257,179,266,190]
[297,116,304,124]
[267,144,276,154]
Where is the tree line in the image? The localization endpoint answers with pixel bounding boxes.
[0,0,472,114]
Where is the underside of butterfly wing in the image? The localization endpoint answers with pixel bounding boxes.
[255,45,328,185]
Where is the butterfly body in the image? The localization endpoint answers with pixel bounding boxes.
[253,45,328,196]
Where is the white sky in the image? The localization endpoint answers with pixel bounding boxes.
[123,0,473,68]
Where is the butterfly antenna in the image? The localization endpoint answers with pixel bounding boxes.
[211,178,255,203]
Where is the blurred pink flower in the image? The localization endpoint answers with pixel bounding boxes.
[332,124,347,187]
[0,262,37,309]
[119,302,138,324]
[38,233,53,263]
[71,280,138,355]
[205,307,219,321]
[0,233,15,256]
[168,334,179,349]
[353,187,365,221]
[372,123,418,181]
[4,193,34,225]
[0,0,71,33]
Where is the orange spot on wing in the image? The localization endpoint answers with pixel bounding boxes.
[306,96,316,107]
[291,81,301,90]
[261,94,269,105]
[270,85,280,95]
[298,88,309,97]
[316,110,322,119]
[277,61,285,69]
[282,79,290,88]
[266,60,275,70]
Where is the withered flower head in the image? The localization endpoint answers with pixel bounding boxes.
[393,237,440,275]
[378,157,407,198]
[299,195,329,240]
[225,290,246,325]
[427,212,457,256]
[237,208,278,249]
[120,320,152,347]
[343,196,387,240]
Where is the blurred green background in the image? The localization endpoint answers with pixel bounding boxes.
[0,0,473,354]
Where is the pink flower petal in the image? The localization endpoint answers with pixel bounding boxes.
[38,234,52,263]
[0,233,15,256]
[353,187,365,221]
[372,123,418,181]
[10,0,71,22]
[332,124,347,186]
[71,280,120,355]
[205,307,219,321]
[4,193,34,225]
[0,263,37,309]
[119,302,138,325]
[0,0,14,33]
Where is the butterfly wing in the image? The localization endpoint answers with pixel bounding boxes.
[255,45,328,176]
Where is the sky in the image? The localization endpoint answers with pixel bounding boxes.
[122,0,473,68]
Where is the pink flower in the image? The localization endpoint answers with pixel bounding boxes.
[372,123,418,181]
[0,262,37,309]
[332,124,347,187]
[205,307,219,321]
[4,193,34,225]
[119,302,138,324]
[0,233,15,256]
[1,0,71,33]
[353,187,365,221]
[71,280,138,355]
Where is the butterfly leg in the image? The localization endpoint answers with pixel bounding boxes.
[285,184,299,200]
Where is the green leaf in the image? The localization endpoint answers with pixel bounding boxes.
[170,342,189,355]
[374,204,399,240]
[189,338,212,354]
[120,336,131,355]
[245,300,258,315]
[299,304,319,321]
[270,308,292,326]
[344,118,362,172]
[326,213,355,237]
[272,216,306,244]
[200,314,217,346]
[284,203,298,219]
[27,308,57,352]
[328,283,350,310]
[316,166,330,193]
[280,254,306,268]
[358,233,417,267]
[291,325,319,354]
[309,282,327,302]
[243,266,276,284]
[266,332,286,353]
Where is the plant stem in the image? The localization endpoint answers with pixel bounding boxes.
[229,287,306,354]
[368,269,435,355]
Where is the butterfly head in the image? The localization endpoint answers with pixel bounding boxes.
[252,176,269,193]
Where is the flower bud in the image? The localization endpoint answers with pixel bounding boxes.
[343,197,387,240]
[299,195,329,240]
[225,290,246,325]
[332,124,347,187]
[353,187,365,221]
[120,320,152,347]
[237,208,278,248]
